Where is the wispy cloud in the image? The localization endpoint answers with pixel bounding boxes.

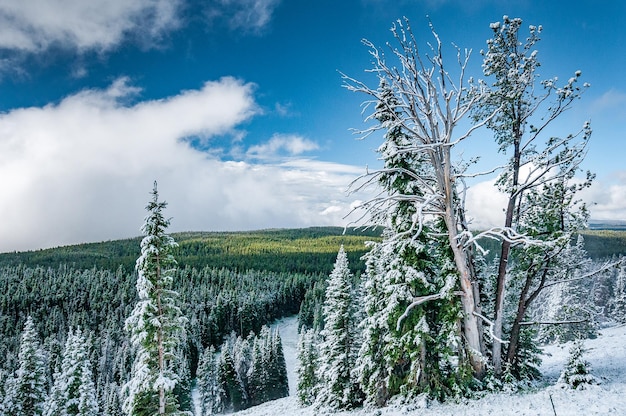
[589,89,626,117]
[206,0,281,34]
[246,134,319,160]
[0,78,361,252]
[0,0,181,53]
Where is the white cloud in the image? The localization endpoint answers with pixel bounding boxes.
[0,78,363,252]
[464,178,507,230]
[464,171,626,231]
[0,0,181,52]
[580,173,626,221]
[246,134,319,159]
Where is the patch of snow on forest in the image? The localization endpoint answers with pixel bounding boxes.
[231,321,626,416]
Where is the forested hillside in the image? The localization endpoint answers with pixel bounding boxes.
[0,226,380,414]
[0,227,380,274]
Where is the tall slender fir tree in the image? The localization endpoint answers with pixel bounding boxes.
[123,182,189,415]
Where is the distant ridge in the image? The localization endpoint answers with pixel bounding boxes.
[588,219,626,230]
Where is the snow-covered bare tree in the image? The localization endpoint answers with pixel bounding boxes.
[353,80,468,404]
[315,246,362,410]
[344,18,495,377]
[123,182,189,416]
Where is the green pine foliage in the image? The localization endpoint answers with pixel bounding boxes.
[0,227,379,275]
[123,182,189,416]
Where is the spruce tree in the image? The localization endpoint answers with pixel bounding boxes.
[268,329,289,401]
[12,316,47,416]
[612,263,626,324]
[315,246,361,410]
[46,328,99,416]
[296,328,320,406]
[559,339,596,389]
[77,360,99,416]
[246,334,267,406]
[196,346,222,415]
[123,182,189,416]
[217,347,245,412]
[354,80,465,405]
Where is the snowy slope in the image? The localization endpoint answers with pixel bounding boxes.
[232,319,626,416]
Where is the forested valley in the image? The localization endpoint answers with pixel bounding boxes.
[0,226,378,414]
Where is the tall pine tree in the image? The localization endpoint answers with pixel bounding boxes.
[123,182,189,416]
[315,246,362,410]
[196,346,222,415]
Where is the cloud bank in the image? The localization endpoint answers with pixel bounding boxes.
[0,78,363,252]
[0,0,181,52]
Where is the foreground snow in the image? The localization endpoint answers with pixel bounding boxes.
[232,319,626,416]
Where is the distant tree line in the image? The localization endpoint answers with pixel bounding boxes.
[0,227,379,275]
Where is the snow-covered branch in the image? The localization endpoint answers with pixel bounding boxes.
[473,312,509,345]
[542,259,624,290]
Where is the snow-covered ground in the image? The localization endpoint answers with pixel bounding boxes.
[233,318,626,416]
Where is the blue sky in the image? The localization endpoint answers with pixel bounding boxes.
[0,0,624,251]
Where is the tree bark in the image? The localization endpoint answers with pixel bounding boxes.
[493,120,522,375]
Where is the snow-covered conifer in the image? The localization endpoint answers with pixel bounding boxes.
[268,329,289,401]
[315,246,362,410]
[612,262,626,324]
[103,383,122,416]
[218,346,245,412]
[45,328,98,416]
[559,339,596,389]
[296,328,319,405]
[77,360,98,416]
[12,316,47,416]
[123,182,189,415]
[196,346,222,415]
[353,79,464,405]
[232,334,253,400]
